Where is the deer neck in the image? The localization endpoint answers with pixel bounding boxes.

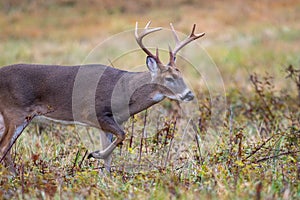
[112,71,165,123]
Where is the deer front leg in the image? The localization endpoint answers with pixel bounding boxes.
[101,132,113,172]
[88,116,125,161]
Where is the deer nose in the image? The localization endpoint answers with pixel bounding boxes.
[182,91,194,101]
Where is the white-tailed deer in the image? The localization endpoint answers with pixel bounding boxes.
[0,22,204,172]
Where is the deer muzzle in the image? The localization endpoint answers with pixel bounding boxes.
[181,90,194,101]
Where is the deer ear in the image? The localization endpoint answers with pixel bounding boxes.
[146,56,159,77]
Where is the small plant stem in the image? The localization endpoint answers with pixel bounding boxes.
[78,150,88,169]
[254,150,300,163]
[21,162,25,199]
[138,110,148,164]
[72,150,80,172]
[191,119,202,164]
[155,114,160,146]
[129,115,135,149]
[246,134,275,160]
[164,118,177,168]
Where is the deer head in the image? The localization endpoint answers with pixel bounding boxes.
[135,21,205,102]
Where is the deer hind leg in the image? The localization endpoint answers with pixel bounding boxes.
[0,113,15,172]
[0,122,18,173]
[0,112,32,173]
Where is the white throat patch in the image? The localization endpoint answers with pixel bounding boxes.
[152,93,164,102]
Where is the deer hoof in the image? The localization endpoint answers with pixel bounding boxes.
[87,153,93,159]
[87,151,107,159]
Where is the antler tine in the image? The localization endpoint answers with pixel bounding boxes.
[135,21,162,63]
[191,24,196,36]
[170,23,180,45]
[156,47,159,58]
[168,45,175,65]
[145,21,152,29]
[170,23,205,57]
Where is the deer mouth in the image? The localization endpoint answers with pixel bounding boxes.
[180,90,194,102]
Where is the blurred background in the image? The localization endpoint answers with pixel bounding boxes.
[0,0,299,85]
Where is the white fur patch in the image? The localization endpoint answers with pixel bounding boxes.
[35,116,89,127]
[181,88,191,98]
[152,93,164,102]
[0,114,4,139]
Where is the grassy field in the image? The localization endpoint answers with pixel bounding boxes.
[0,0,299,199]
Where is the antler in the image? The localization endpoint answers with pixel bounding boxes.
[135,21,162,63]
[169,23,205,62]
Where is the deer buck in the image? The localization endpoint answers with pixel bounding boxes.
[0,22,204,173]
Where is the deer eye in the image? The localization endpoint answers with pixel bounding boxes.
[165,77,174,82]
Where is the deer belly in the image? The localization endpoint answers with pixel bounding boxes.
[34,116,90,127]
